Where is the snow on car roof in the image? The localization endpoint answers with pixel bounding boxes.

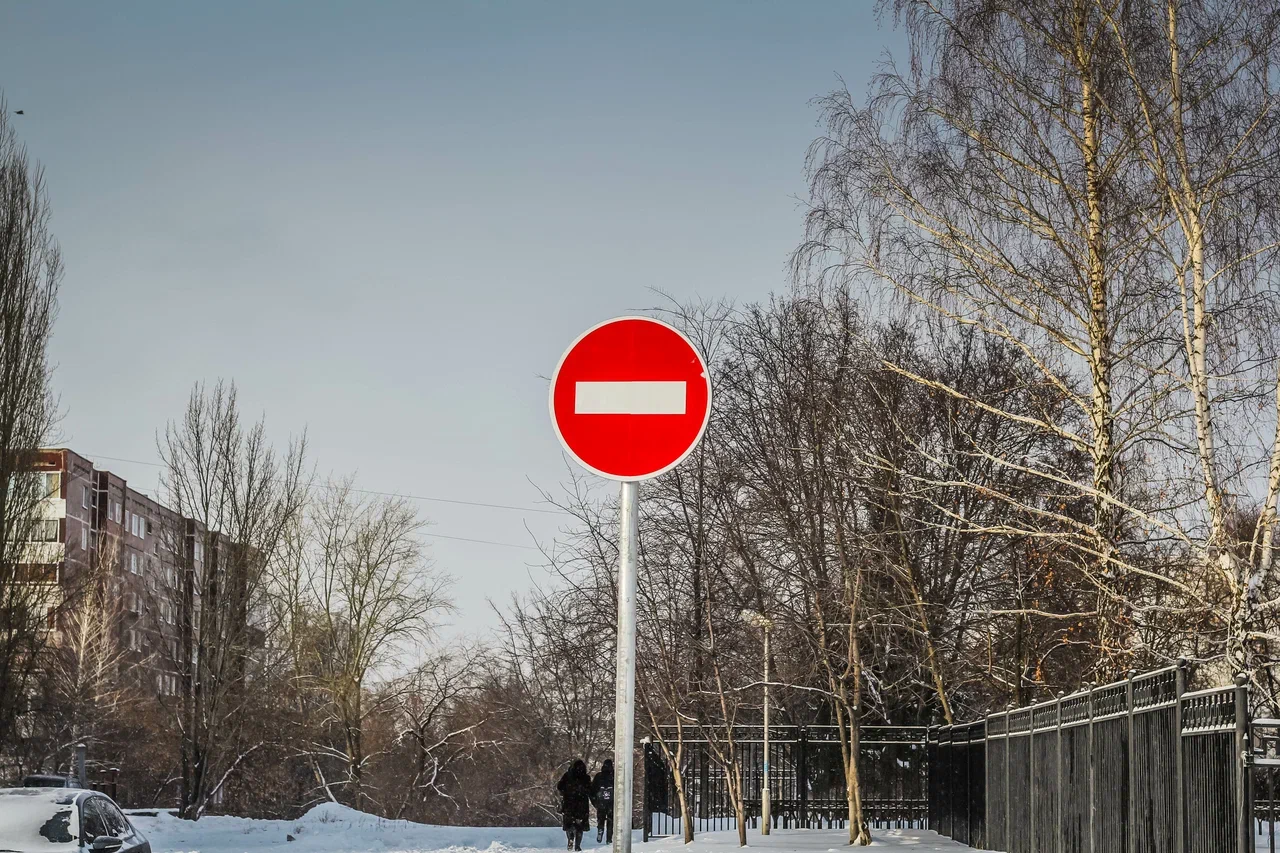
[0,788,84,853]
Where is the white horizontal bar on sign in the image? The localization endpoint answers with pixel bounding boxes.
[575,381,687,415]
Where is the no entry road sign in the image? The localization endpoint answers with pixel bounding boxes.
[549,316,712,481]
[548,315,711,853]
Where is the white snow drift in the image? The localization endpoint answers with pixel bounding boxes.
[129,803,973,853]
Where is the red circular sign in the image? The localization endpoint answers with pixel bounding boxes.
[550,316,711,481]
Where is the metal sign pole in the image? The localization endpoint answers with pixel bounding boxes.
[613,480,639,853]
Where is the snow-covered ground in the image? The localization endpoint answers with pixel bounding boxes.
[129,804,976,853]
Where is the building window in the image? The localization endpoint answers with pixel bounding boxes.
[82,485,89,509]
[30,519,58,543]
[15,563,57,582]
[127,629,141,651]
[130,553,138,574]
[80,526,88,552]
[194,541,204,562]
[35,472,60,500]
[159,672,177,695]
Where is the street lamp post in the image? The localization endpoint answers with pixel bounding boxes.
[741,610,774,835]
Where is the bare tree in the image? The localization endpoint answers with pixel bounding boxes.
[303,479,450,808]
[18,529,136,782]
[0,98,61,752]
[795,0,1203,679]
[387,644,493,821]
[1094,0,1280,678]
[158,381,307,818]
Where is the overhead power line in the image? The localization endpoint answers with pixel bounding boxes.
[421,532,540,551]
[74,451,557,552]
[80,452,570,517]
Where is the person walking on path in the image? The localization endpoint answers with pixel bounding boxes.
[591,759,614,844]
[558,759,592,851]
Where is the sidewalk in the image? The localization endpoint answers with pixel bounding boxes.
[644,828,977,851]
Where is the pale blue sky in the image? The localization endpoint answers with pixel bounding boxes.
[0,2,903,633]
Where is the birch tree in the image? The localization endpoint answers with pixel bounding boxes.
[797,0,1178,678]
[1097,0,1280,677]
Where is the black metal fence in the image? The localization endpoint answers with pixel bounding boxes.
[931,663,1254,853]
[642,725,927,840]
[1252,715,1280,853]
[644,665,1280,850]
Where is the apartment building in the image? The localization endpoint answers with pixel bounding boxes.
[32,448,194,697]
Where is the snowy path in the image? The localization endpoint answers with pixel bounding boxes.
[130,805,977,853]
[646,828,975,851]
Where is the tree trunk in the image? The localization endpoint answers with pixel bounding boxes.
[671,765,693,844]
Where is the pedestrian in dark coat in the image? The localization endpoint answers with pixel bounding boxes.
[591,759,615,844]
[558,759,592,851]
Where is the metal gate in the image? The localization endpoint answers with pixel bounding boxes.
[642,725,927,840]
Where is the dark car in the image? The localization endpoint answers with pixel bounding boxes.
[0,788,149,853]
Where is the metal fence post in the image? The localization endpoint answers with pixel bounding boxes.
[1127,670,1136,853]
[642,741,651,843]
[1007,703,1013,852]
[927,724,938,834]
[1237,673,1252,853]
[1030,700,1038,853]
[945,726,953,839]
[987,712,995,850]
[1088,683,1096,853]
[959,726,969,845]
[1057,692,1065,853]
[1175,659,1187,853]
[798,726,808,830]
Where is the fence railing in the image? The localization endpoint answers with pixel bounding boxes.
[644,664,1278,851]
[642,725,927,840]
[931,663,1252,853]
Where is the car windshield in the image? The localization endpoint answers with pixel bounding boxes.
[0,790,81,853]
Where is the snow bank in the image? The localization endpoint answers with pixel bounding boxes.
[131,803,615,853]
[129,805,977,853]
